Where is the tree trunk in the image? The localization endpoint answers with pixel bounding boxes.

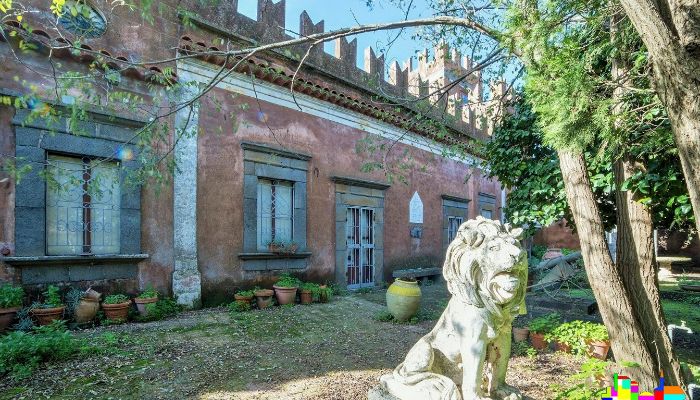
[558,150,659,389]
[618,0,700,233]
[614,158,685,387]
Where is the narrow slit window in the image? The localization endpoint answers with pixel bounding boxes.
[257,179,294,250]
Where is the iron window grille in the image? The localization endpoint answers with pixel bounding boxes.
[46,154,120,255]
[447,216,464,243]
[257,179,294,250]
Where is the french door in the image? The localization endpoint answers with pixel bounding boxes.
[346,207,375,289]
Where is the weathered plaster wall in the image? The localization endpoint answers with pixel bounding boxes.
[0,105,18,283]
[196,88,502,304]
[533,220,581,250]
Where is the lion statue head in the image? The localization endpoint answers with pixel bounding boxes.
[443,216,528,323]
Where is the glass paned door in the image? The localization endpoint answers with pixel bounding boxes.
[346,207,375,289]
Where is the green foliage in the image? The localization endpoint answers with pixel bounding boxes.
[511,341,533,357]
[374,310,394,322]
[235,289,256,298]
[0,284,24,308]
[275,273,301,288]
[528,313,561,334]
[0,321,83,380]
[138,298,182,322]
[530,245,547,261]
[137,286,159,299]
[228,301,252,313]
[545,320,608,355]
[103,294,130,305]
[36,285,64,308]
[551,358,608,400]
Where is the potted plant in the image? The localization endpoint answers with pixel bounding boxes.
[512,317,530,343]
[528,313,561,350]
[267,240,287,254]
[585,323,610,360]
[134,287,159,317]
[102,294,131,322]
[546,320,584,354]
[254,288,274,309]
[31,285,66,326]
[68,287,101,324]
[0,284,24,332]
[234,288,256,307]
[318,284,333,303]
[273,273,301,305]
[300,282,320,305]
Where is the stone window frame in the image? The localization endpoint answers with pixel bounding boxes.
[332,176,389,289]
[238,141,311,271]
[442,195,469,250]
[3,109,146,284]
[478,192,497,219]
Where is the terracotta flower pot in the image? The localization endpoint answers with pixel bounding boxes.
[31,306,65,326]
[529,332,549,350]
[255,289,274,309]
[587,340,611,360]
[134,297,158,317]
[0,306,20,332]
[513,327,530,342]
[74,298,100,323]
[300,290,313,305]
[102,302,131,322]
[273,285,298,305]
[554,341,572,353]
[386,279,422,322]
[234,294,254,305]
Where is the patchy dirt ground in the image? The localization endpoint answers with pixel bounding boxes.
[0,292,586,400]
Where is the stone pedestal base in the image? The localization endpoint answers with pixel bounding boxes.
[367,385,400,400]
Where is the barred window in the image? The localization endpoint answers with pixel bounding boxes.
[447,216,464,243]
[257,179,294,250]
[46,155,120,255]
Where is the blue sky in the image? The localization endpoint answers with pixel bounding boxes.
[237,0,433,71]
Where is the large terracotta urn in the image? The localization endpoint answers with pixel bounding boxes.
[386,279,421,322]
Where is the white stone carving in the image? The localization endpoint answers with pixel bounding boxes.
[409,192,423,224]
[378,217,527,400]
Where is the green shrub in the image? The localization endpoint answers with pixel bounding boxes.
[374,310,394,322]
[0,284,24,309]
[552,358,608,399]
[137,287,159,299]
[275,273,301,288]
[545,320,609,355]
[228,301,251,313]
[35,285,63,308]
[531,244,547,260]
[0,321,83,380]
[138,298,182,322]
[529,313,561,334]
[235,288,256,297]
[103,294,130,305]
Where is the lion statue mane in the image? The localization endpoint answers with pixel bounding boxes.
[378,217,528,400]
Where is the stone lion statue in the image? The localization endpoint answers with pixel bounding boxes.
[378,217,528,400]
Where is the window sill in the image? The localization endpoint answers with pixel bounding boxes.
[238,252,312,260]
[1,254,149,266]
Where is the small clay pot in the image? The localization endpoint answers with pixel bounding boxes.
[300,290,313,305]
[513,327,530,342]
[102,302,130,322]
[31,306,65,326]
[134,297,158,317]
[255,289,274,309]
[273,285,297,305]
[74,298,100,323]
[0,306,20,332]
[234,294,254,305]
[587,340,611,360]
[529,332,549,350]
[554,341,572,353]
